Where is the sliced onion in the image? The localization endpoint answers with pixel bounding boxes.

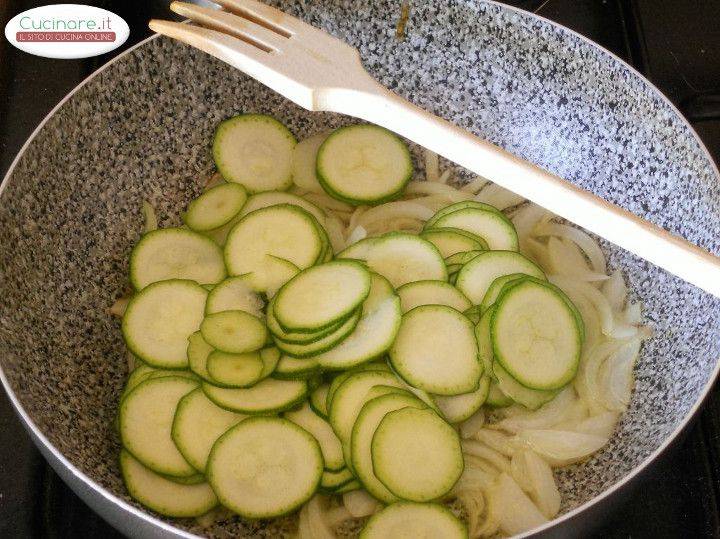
[490,473,548,535]
[402,195,454,211]
[460,176,490,194]
[126,351,138,371]
[109,295,131,317]
[404,180,472,202]
[357,201,434,229]
[509,450,532,492]
[602,270,627,312]
[142,201,158,233]
[556,411,619,439]
[581,340,623,415]
[460,409,485,439]
[195,506,232,529]
[348,206,369,231]
[438,168,453,184]
[515,429,609,467]
[624,302,643,325]
[425,149,440,182]
[521,450,561,519]
[345,225,367,247]
[549,275,637,338]
[600,339,641,411]
[495,389,588,435]
[324,216,346,253]
[455,491,484,537]
[303,192,354,212]
[472,429,516,457]
[462,440,512,472]
[324,505,353,529]
[547,237,608,282]
[203,172,224,190]
[512,204,550,241]
[452,462,497,494]
[342,490,379,518]
[474,183,525,210]
[365,217,423,235]
[534,222,607,274]
[524,238,553,272]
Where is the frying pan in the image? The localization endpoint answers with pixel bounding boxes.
[1,1,719,537]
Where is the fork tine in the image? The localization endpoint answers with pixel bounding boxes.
[148,19,272,69]
[169,2,288,52]
[213,0,303,37]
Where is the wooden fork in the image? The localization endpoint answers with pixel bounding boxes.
[149,0,720,297]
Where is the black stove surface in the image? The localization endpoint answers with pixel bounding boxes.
[1,1,719,537]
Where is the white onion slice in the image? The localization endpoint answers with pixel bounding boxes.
[490,473,548,535]
[357,201,434,229]
[602,270,627,312]
[534,222,607,274]
[515,429,609,467]
[521,450,561,518]
[404,180,473,201]
[556,411,619,439]
[460,176,490,194]
[600,339,641,411]
[349,206,369,231]
[142,201,158,233]
[462,440,512,472]
[324,505,353,529]
[425,149,440,182]
[438,168,453,184]
[474,183,526,210]
[342,490,379,518]
[303,192,354,212]
[345,225,367,247]
[460,409,485,439]
[493,387,583,433]
[324,216,345,253]
[472,429,516,457]
[110,295,131,317]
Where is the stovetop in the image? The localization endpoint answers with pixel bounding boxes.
[1,1,719,537]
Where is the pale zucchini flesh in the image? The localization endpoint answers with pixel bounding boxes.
[130,228,226,290]
[274,355,321,379]
[267,295,347,344]
[320,467,354,491]
[120,449,218,518]
[123,280,208,369]
[456,250,545,305]
[492,279,581,390]
[285,401,345,471]
[390,305,481,396]
[371,407,463,502]
[424,200,501,229]
[431,206,518,251]
[397,279,472,313]
[213,114,296,193]
[206,350,265,387]
[120,376,199,477]
[493,361,558,410]
[310,383,331,418]
[171,388,247,472]
[351,393,426,503]
[291,131,330,193]
[205,276,264,317]
[239,190,326,225]
[200,310,267,354]
[485,381,514,408]
[317,124,412,205]
[480,272,530,313]
[433,375,491,423]
[203,377,308,414]
[183,182,248,232]
[360,501,467,539]
[207,417,322,518]
[420,227,488,257]
[273,261,371,332]
[273,308,361,358]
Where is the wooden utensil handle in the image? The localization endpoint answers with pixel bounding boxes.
[319,81,720,298]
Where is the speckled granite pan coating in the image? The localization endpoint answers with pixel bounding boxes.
[0,0,719,536]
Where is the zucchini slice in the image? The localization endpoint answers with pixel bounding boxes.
[492,279,582,390]
[463,305,482,324]
[273,261,371,332]
[479,272,531,313]
[120,376,199,477]
[430,206,518,251]
[130,228,226,290]
[475,306,495,377]
[274,355,321,379]
[326,362,391,412]
[273,309,361,358]
[390,305,481,396]
[310,383,331,419]
[455,250,545,304]
[207,417,322,518]
[120,449,217,518]
[493,361,558,410]
[206,350,264,387]
[183,183,248,232]
[213,114,296,193]
[317,124,412,205]
[225,204,323,282]
[292,131,330,193]
[120,365,198,401]
[258,347,281,379]
[205,276,264,317]
[371,407,463,502]
[171,388,247,472]
[320,467,354,492]
[123,280,208,369]
[314,273,401,370]
[267,295,347,344]
[239,256,300,298]
[202,377,307,414]
[239,190,326,225]
[360,501,467,539]
[433,375,490,424]
[339,232,447,288]
[420,227,488,257]
[200,310,267,354]
[425,200,500,228]
[396,280,471,314]
[351,393,426,503]
[285,401,345,471]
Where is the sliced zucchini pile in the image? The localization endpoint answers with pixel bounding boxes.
[115,114,585,534]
